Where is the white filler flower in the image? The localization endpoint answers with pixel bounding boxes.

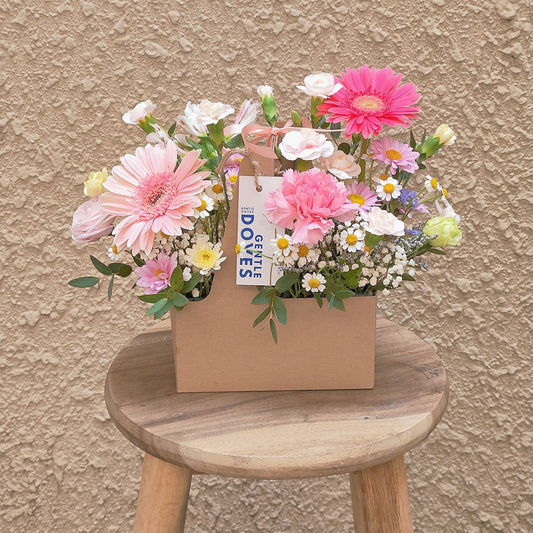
[296,73,343,98]
[279,129,334,161]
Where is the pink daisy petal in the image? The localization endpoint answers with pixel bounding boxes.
[317,65,421,139]
[101,142,208,254]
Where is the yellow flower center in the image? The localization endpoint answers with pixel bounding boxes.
[430,178,438,189]
[379,174,388,181]
[383,183,395,194]
[161,232,170,239]
[348,193,365,205]
[212,184,224,194]
[199,199,207,210]
[385,149,402,161]
[193,248,217,268]
[442,187,448,198]
[297,245,309,257]
[308,278,320,289]
[235,243,241,254]
[154,269,164,277]
[346,234,358,245]
[277,237,289,250]
[364,245,371,254]
[228,174,238,184]
[352,95,385,113]
[112,244,118,254]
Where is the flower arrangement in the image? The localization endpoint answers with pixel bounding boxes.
[70,65,461,341]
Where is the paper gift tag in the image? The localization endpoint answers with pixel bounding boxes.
[236,175,284,286]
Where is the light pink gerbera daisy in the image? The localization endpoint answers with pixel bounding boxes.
[265,168,358,244]
[344,182,379,213]
[101,143,209,255]
[134,251,178,294]
[370,137,419,174]
[316,65,421,138]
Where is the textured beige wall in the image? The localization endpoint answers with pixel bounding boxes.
[1,0,531,531]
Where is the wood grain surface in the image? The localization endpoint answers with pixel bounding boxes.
[105,317,448,479]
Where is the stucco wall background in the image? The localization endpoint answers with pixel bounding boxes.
[1,0,531,531]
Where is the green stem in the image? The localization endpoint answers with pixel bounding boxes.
[357,137,368,183]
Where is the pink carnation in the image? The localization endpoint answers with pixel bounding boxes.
[134,251,178,294]
[71,196,115,244]
[265,168,358,244]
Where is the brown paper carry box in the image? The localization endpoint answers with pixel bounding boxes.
[170,156,376,392]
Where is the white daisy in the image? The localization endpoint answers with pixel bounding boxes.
[424,175,442,193]
[302,272,326,293]
[376,177,402,202]
[205,180,227,203]
[184,236,226,275]
[271,234,296,265]
[193,193,215,218]
[290,244,320,267]
[107,244,121,261]
[339,226,365,253]
[235,241,251,256]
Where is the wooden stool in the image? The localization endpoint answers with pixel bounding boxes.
[105,317,448,532]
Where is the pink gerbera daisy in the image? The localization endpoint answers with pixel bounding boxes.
[370,137,419,174]
[265,168,358,244]
[134,251,178,294]
[101,143,209,255]
[344,182,379,213]
[316,65,421,138]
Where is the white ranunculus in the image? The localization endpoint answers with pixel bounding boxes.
[434,124,456,146]
[196,99,234,125]
[122,99,156,124]
[177,100,234,136]
[257,85,274,99]
[323,150,361,180]
[364,207,405,237]
[296,73,343,98]
[279,129,335,161]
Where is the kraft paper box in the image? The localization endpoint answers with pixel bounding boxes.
[170,156,376,393]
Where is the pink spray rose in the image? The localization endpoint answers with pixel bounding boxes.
[134,251,178,294]
[71,196,115,244]
[265,168,358,244]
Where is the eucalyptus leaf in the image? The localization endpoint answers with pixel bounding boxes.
[132,254,145,267]
[154,298,174,320]
[275,272,299,293]
[272,297,287,325]
[313,292,323,308]
[90,255,112,275]
[146,298,169,316]
[252,307,271,328]
[182,272,201,293]
[251,288,275,305]
[172,293,189,308]
[107,275,114,301]
[109,263,133,277]
[68,276,99,288]
[138,293,167,303]
[269,318,278,343]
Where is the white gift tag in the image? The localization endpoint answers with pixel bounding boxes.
[236,175,284,286]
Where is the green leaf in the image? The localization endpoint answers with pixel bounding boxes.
[171,293,189,308]
[338,142,351,155]
[170,266,184,291]
[226,134,244,149]
[342,270,359,289]
[146,298,169,316]
[275,272,299,293]
[132,254,145,267]
[138,292,167,303]
[332,297,346,311]
[109,263,133,277]
[153,298,174,319]
[272,296,287,325]
[409,128,416,149]
[313,292,323,308]
[68,276,99,288]
[251,287,275,305]
[402,274,416,281]
[253,307,271,328]
[291,110,302,127]
[427,247,446,255]
[365,232,384,250]
[90,256,112,275]
[335,289,354,299]
[330,121,341,139]
[182,272,201,293]
[107,275,114,301]
[167,123,176,136]
[269,318,278,343]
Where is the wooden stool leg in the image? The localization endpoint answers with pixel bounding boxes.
[349,456,413,533]
[134,453,192,533]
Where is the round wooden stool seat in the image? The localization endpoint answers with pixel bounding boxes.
[105,317,448,532]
